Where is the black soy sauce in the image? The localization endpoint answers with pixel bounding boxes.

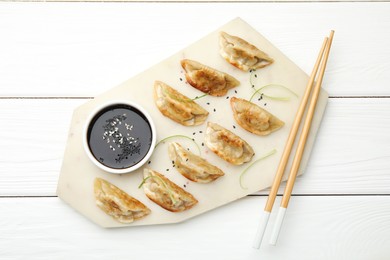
[87,104,153,170]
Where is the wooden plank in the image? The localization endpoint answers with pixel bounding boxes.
[0,98,389,196]
[0,196,389,259]
[9,0,390,2]
[0,3,389,96]
[0,99,86,196]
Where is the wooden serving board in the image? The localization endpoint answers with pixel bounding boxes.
[57,18,328,228]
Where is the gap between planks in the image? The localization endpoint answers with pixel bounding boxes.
[1,96,390,99]
[4,0,390,3]
[2,194,390,199]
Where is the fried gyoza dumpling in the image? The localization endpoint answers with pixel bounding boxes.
[230,97,284,136]
[168,142,224,183]
[205,122,254,165]
[181,59,240,97]
[94,178,151,224]
[141,168,198,212]
[154,81,208,126]
[219,31,274,71]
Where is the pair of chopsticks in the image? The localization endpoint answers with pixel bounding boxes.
[253,30,335,248]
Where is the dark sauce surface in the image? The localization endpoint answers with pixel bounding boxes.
[87,104,153,169]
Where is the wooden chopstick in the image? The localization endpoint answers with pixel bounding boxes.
[269,30,335,245]
[252,33,331,249]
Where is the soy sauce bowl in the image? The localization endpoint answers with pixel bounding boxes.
[83,100,156,174]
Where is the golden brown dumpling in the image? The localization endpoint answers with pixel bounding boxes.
[219,31,273,71]
[168,142,224,183]
[141,168,198,212]
[154,80,208,126]
[230,97,284,136]
[94,178,151,224]
[181,59,240,97]
[205,122,254,165]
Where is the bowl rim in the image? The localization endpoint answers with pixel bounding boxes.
[83,100,156,174]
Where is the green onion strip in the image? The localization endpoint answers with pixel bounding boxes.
[239,149,277,189]
[192,93,208,101]
[249,84,299,102]
[249,70,298,102]
[138,175,177,204]
[155,134,201,156]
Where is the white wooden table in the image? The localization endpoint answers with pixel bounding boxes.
[1,2,390,259]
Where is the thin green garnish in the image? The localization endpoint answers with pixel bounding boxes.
[138,174,177,204]
[138,176,151,189]
[239,149,277,189]
[249,84,299,102]
[162,88,192,103]
[155,134,201,155]
[192,93,208,101]
[162,87,207,103]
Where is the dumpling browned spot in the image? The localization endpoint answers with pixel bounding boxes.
[168,142,224,183]
[94,178,151,224]
[230,97,284,136]
[141,168,198,212]
[219,31,274,71]
[181,59,240,97]
[205,122,254,165]
[154,80,208,126]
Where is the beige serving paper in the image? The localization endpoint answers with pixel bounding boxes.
[57,18,328,228]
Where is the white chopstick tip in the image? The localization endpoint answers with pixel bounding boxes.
[252,211,271,249]
[269,207,287,246]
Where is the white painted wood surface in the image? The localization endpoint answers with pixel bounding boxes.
[1,196,390,259]
[1,3,390,259]
[1,3,390,96]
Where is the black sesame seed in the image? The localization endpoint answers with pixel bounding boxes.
[148,161,151,164]
[207,102,210,105]
[173,165,175,168]
[180,78,183,81]
[226,96,229,99]
[264,103,267,106]
[186,158,189,162]
[233,125,236,129]
[201,142,204,146]
[193,132,196,135]
[166,169,169,171]
[255,74,257,78]
[172,160,174,164]
[252,85,255,88]
[192,138,195,141]
[184,184,187,188]
[213,108,216,112]
[199,131,203,133]
[234,90,237,94]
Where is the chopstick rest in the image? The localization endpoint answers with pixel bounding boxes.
[269,30,335,246]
